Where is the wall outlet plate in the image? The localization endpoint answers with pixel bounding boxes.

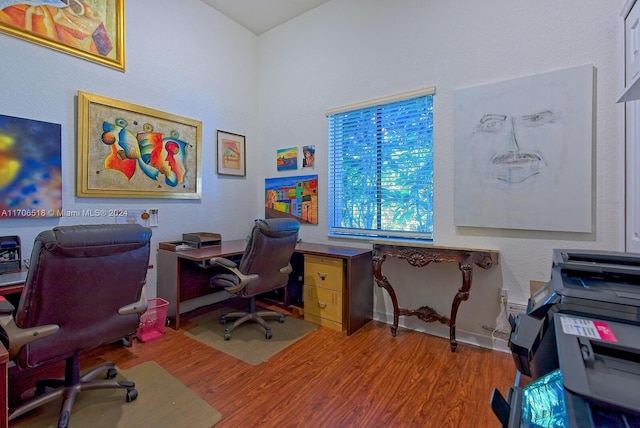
[507,301,527,320]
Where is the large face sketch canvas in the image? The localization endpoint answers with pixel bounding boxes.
[454,65,594,232]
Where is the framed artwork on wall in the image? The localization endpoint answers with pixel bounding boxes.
[453,64,594,232]
[216,130,246,177]
[76,90,202,199]
[277,146,298,171]
[0,114,62,218]
[302,144,315,168]
[0,0,125,71]
[265,174,318,224]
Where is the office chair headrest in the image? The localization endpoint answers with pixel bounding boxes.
[50,224,152,247]
[257,218,300,237]
[37,224,152,258]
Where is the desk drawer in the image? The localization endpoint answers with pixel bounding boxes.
[304,284,343,331]
[304,255,344,291]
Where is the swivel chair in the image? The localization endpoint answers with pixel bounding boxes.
[210,218,300,340]
[0,224,151,428]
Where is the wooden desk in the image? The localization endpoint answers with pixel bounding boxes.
[157,240,373,335]
[372,243,498,352]
[0,270,27,297]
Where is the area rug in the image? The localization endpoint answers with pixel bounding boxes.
[184,308,318,365]
[11,361,222,428]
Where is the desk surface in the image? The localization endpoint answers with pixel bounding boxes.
[0,270,27,288]
[170,239,372,262]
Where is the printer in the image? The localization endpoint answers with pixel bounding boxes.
[493,312,640,427]
[509,249,640,379]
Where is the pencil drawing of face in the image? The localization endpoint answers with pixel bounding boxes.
[469,85,566,188]
[473,109,562,184]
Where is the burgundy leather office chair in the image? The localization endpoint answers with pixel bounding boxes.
[210,218,300,340]
[0,224,151,428]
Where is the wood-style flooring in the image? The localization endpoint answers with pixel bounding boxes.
[9,300,516,427]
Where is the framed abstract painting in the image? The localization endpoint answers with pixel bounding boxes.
[0,0,125,71]
[76,90,202,199]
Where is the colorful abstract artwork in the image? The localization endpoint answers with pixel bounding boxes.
[77,91,202,199]
[0,114,62,219]
[277,147,298,171]
[265,174,318,224]
[0,0,125,71]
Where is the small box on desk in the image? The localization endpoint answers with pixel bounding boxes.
[158,241,196,252]
[182,232,221,248]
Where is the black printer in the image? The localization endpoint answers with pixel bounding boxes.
[509,249,640,379]
[492,312,640,427]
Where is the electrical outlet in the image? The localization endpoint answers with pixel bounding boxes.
[507,301,527,320]
[499,287,509,303]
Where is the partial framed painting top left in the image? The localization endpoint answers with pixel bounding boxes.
[0,114,63,219]
[0,0,125,71]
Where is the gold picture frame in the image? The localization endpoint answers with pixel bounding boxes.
[77,90,202,199]
[0,0,125,71]
[217,130,246,177]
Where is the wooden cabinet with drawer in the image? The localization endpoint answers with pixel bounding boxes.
[303,255,346,331]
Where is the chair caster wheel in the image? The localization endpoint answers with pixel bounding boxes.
[278,315,285,323]
[220,318,227,325]
[106,368,117,379]
[126,388,138,402]
[265,330,273,339]
[224,332,231,340]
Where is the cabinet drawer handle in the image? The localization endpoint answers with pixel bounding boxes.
[317,272,327,281]
[317,301,327,309]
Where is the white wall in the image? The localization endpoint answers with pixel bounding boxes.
[258,0,625,346]
[0,0,261,296]
[1,0,626,349]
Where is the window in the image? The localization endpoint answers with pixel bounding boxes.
[327,88,435,241]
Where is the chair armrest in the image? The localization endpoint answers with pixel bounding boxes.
[210,257,259,294]
[280,263,293,275]
[0,314,59,360]
[118,302,148,316]
[210,257,237,269]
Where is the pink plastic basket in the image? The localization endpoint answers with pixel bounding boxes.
[137,298,169,342]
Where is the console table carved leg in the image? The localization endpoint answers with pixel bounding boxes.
[449,259,473,352]
[372,253,401,336]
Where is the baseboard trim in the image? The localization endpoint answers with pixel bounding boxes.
[373,310,510,353]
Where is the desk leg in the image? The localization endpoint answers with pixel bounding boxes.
[449,260,473,352]
[372,254,400,336]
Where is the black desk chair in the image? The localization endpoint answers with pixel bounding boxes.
[209,218,300,340]
[0,224,151,428]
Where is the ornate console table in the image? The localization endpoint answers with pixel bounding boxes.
[372,242,499,352]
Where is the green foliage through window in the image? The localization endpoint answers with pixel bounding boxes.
[328,93,434,240]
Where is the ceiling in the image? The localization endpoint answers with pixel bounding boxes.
[201,0,331,35]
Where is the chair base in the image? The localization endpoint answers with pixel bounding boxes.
[221,297,285,340]
[9,355,137,428]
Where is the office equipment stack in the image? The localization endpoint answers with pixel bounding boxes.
[492,249,640,427]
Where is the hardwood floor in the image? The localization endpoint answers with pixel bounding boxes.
[9,300,516,427]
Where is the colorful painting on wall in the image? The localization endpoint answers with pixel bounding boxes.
[0,0,125,71]
[77,91,202,199]
[277,146,298,171]
[0,114,62,219]
[302,145,315,169]
[265,174,318,224]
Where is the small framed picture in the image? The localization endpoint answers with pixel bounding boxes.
[302,145,315,168]
[217,130,246,176]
